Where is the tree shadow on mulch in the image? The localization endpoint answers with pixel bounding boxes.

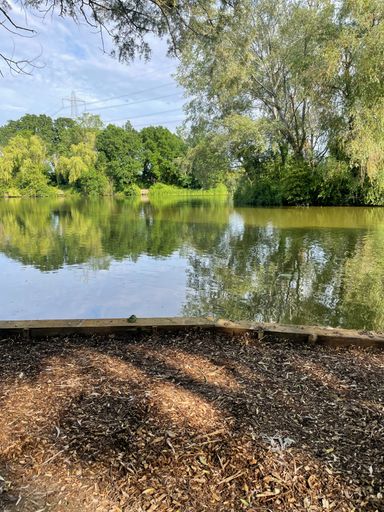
[0,330,383,511]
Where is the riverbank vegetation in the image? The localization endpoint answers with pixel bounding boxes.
[1,1,384,205]
[148,183,228,198]
[0,114,192,198]
[176,0,384,205]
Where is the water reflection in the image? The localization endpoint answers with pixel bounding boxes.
[0,198,383,330]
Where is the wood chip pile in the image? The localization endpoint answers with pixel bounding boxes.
[0,330,383,511]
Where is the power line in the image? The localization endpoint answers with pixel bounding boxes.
[134,117,185,128]
[47,82,180,118]
[85,81,177,108]
[86,92,183,113]
[104,107,183,124]
[48,106,65,118]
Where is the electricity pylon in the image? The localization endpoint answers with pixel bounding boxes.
[62,91,86,118]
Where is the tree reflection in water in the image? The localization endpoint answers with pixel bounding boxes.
[0,198,383,330]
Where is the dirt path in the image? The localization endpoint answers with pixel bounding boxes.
[0,330,383,511]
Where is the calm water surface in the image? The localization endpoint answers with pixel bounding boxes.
[0,197,383,330]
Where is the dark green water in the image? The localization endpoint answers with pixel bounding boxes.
[0,197,383,330]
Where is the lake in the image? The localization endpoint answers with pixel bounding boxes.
[0,197,383,330]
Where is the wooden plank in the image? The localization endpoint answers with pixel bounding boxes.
[0,317,383,348]
[0,317,217,338]
[215,319,384,348]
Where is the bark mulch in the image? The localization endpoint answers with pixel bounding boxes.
[0,330,383,511]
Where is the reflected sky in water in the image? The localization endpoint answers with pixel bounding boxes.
[0,197,383,330]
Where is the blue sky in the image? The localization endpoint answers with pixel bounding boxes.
[0,3,185,131]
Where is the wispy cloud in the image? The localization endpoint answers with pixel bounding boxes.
[0,7,185,131]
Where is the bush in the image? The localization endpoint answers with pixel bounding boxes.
[122,183,141,197]
[77,169,112,197]
[281,159,318,205]
[234,173,282,206]
[316,158,362,205]
[3,187,22,198]
[362,173,384,205]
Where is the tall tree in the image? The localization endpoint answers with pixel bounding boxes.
[0,133,50,195]
[0,114,54,150]
[178,0,336,163]
[96,123,143,192]
[140,126,187,186]
[177,0,384,202]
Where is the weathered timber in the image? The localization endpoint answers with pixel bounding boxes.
[215,319,384,348]
[0,317,383,348]
[0,317,217,338]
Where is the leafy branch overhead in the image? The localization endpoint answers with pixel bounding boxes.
[0,0,230,74]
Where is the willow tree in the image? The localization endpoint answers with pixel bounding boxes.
[177,0,384,202]
[177,0,337,164]
[56,134,110,195]
[334,0,384,195]
[0,134,50,195]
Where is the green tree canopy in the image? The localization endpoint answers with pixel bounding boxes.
[0,133,51,195]
[176,0,384,204]
[96,124,143,192]
[55,133,110,195]
[0,114,54,151]
[140,126,187,186]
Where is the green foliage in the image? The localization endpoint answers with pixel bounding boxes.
[0,114,54,150]
[96,124,143,192]
[76,168,112,197]
[234,168,283,206]
[316,159,362,205]
[176,0,384,206]
[0,134,51,197]
[53,117,84,157]
[55,135,111,196]
[121,183,141,197]
[281,160,318,206]
[0,114,194,197]
[149,182,228,197]
[182,115,268,191]
[4,187,22,198]
[184,134,232,189]
[140,126,187,186]
[362,174,384,206]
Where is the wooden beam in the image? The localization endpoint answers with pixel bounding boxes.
[0,317,383,348]
[0,317,217,338]
[215,319,384,348]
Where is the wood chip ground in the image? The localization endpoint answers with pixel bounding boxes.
[0,330,383,511]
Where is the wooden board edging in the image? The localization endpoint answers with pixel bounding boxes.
[0,317,383,348]
[215,319,384,348]
[0,317,216,338]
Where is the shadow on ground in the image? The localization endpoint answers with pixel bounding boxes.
[0,330,383,511]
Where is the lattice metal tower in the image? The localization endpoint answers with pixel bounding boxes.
[62,91,86,118]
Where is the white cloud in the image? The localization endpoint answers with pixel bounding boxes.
[0,7,185,131]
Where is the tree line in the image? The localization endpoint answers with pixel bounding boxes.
[176,0,384,206]
[2,1,384,205]
[0,113,190,197]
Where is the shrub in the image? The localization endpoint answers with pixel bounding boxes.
[122,183,141,197]
[281,159,318,205]
[317,158,362,205]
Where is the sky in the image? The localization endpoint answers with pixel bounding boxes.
[0,3,185,131]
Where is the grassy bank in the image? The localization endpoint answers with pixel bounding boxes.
[148,183,228,198]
